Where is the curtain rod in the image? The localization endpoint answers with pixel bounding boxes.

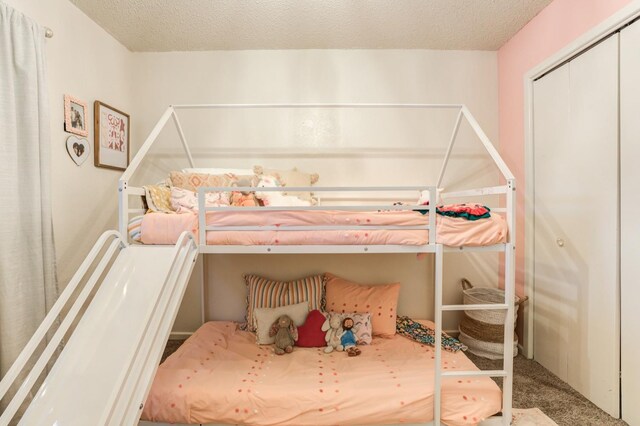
[44,27,53,38]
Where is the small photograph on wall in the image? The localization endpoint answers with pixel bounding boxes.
[94,101,130,171]
[64,94,88,137]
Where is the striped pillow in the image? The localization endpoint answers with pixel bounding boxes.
[128,215,144,242]
[243,274,326,331]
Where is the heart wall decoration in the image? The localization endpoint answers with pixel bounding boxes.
[66,135,90,166]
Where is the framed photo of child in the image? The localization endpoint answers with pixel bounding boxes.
[94,101,130,171]
[64,95,88,137]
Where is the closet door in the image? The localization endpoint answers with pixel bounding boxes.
[620,22,640,426]
[533,34,620,417]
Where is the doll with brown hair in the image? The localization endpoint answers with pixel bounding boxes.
[341,317,361,357]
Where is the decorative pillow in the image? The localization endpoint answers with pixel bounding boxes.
[243,274,326,332]
[329,312,373,345]
[253,165,319,202]
[127,215,144,242]
[143,185,174,213]
[295,309,327,347]
[170,186,230,213]
[325,272,400,337]
[169,171,257,192]
[253,301,309,345]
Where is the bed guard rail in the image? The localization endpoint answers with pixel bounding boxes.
[197,185,439,248]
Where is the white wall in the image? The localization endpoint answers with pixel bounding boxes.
[130,50,501,332]
[5,0,135,287]
[0,4,501,334]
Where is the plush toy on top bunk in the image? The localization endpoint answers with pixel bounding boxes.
[269,315,299,355]
[255,175,312,207]
[230,177,260,207]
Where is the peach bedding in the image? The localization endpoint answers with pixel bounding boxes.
[139,210,507,247]
[142,321,501,426]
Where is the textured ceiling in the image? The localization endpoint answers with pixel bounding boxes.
[69,0,552,52]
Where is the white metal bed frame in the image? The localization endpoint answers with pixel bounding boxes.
[0,103,514,426]
[118,103,516,426]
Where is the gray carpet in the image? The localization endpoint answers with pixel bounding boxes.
[162,340,627,426]
[465,353,627,426]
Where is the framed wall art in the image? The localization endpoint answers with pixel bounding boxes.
[64,94,88,137]
[94,101,130,171]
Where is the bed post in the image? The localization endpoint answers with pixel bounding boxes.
[433,243,444,426]
[502,178,516,425]
[118,180,128,238]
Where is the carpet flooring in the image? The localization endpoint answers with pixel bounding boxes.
[162,340,627,426]
[465,353,626,426]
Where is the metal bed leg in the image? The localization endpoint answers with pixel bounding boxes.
[434,244,444,426]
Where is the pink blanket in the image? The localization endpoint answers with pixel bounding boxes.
[140,210,507,247]
[142,321,501,425]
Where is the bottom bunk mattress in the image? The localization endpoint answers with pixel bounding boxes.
[138,210,508,247]
[142,321,501,426]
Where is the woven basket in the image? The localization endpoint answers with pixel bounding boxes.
[460,313,513,343]
[461,278,523,325]
[458,278,527,359]
[458,330,518,360]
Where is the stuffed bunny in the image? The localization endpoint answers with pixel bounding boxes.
[269,315,298,355]
[321,313,344,354]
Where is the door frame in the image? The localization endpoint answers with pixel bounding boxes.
[523,0,640,358]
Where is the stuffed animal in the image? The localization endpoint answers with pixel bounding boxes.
[341,317,361,356]
[417,188,443,206]
[269,315,298,355]
[255,175,312,207]
[321,313,344,353]
[230,177,259,207]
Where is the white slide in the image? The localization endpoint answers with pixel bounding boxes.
[0,231,198,426]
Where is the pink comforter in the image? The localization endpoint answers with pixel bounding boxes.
[142,321,501,426]
[140,210,507,247]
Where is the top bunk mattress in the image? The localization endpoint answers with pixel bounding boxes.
[141,321,502,426]
[138,209,508,247]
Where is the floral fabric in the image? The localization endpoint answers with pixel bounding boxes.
[396,315,467,352]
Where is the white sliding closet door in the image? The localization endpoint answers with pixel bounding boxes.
[533,34,620,417]
[620,22,640,426]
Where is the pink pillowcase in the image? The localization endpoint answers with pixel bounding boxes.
[325,273,400,337]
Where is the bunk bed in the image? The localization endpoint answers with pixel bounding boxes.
[0,103,516,426]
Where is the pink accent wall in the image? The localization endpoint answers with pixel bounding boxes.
[498,0,632,299]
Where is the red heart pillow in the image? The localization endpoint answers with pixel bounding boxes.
[295,310,327,347]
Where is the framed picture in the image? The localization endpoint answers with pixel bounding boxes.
[64,95,88,137]
[94,101,130,171]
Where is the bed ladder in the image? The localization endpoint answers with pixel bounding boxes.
[433,243,516,426]
[0,231,199,426]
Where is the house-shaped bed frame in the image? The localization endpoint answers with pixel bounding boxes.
[0,103,516,426]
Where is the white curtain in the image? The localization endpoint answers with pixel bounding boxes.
[0,1,58,379]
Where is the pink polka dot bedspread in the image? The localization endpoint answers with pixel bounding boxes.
[141,321,501,426]
[139,210,508,247]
